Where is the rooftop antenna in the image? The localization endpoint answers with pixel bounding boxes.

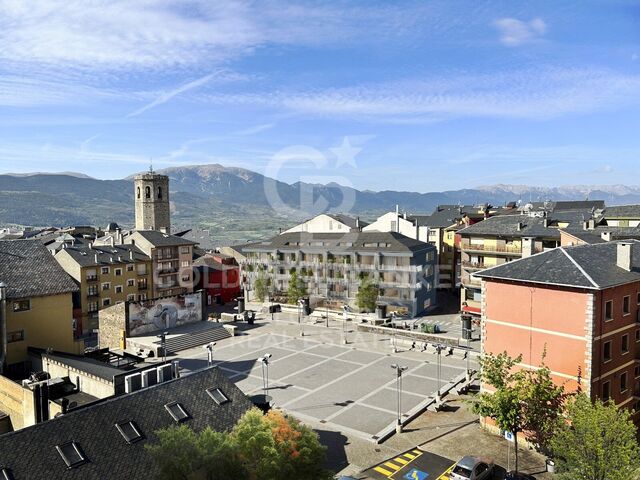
[149,158,154,174]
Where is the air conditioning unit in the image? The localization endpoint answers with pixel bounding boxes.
[157,364,173,383]
[141,369,158,388]
[124,373,142,393]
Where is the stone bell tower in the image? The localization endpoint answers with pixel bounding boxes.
[134,165,170,233]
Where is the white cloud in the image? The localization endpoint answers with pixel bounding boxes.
[197,67,640,121]
[493,17,547,46]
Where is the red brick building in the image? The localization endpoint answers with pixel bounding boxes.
[193,253,240,305]
[475,240,640,420]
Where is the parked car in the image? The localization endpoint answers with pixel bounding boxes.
[449,456,495,480]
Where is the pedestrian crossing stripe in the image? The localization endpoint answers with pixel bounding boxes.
[372,450,425,479]
[435,463,456,480]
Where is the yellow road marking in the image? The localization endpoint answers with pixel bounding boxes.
[384,461,402,471]
[374,466,394,476]
[403,453,416,460]
[435,463,456,480]
[412,449,422,455]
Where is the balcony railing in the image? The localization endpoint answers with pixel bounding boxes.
[461,261,486,270]
[138,285,148,291]
[86,275,98,282]
[461,243,522,254]
[86,291,99,298]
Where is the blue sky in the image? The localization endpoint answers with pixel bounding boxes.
[1,0,640,192]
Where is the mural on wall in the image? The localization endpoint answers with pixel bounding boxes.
[128,292,202,337]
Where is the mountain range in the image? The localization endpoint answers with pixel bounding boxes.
[2,164,640,247]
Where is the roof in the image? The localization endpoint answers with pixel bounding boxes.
[475,240,640,289]
[131,230,198,247]
[326,213,368,229]
[561,226,640,245]
[57,244,150,267]
[600,204,640,219]
[408,205,474,228]
[457,212,587,239]
[0,367,253,480]
[0,240,79,299]
[40,350,125,382]
[242,231,434,254]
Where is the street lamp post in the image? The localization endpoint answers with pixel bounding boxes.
[157,331,168,363]
[298,299,305,337]
[342,305,349,344]
[204,342,216,366]
[390,364,408,434]
[434,343,445,403]
[259,353,272,396]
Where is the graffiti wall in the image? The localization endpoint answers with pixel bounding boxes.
[127,291,203,337]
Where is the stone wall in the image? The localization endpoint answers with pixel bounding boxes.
[0,374,33,430]
[98,302,127,350]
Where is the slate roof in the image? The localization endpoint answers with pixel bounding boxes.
[0,240,79,300]
[326,213,369,229]
[242,231,434,254]
[457,212,587,239]
[408,205,475,228]
[475,240,640,289]
[561,226,640,245]
[57,244,151,267]
[600,204,640,219]
[0,367,253,480]
[131,230,198,247]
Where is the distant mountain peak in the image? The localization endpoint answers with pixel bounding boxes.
[3,171,95,179]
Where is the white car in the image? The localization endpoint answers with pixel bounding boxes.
[449,456,495,480]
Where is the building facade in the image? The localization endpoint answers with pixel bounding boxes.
[476,241,640,422]
[0,240,83,377]
[127,230,196,298]
[134,170,170,233]
[193,253,241,305]
[239,231,437,317]
[54,244,153,334]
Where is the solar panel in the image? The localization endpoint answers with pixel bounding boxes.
[164,402,189,422]
[115,421,143,444]
[206,387,230,405]
[55,441,87,469]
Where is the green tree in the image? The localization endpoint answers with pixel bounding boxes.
[146,408,331,480]
[550,394,640,480]
[287,270,307,304]
[356,277,379,312]
[472,351,566,472]
[254,269,271,302]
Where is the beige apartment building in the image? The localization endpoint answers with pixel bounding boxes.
[55,244,153,334]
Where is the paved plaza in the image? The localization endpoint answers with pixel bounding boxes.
[177,316,477,442]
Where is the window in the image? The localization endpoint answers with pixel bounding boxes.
[137,264,147,275]
[180,246,190,254]
[101,266,109,275]
[206,387,230,405]
[164,402,189,422]
[127,294,136,302]
[7,330,24,343]
[55,441,87,468]
[88,302,98,313]
[181,260,190,268]
[635,365,640,378]
[115,268,122,276]
[624,296,631,316]
[87,286,98,296]
[604,341,612,362]
[602,381,611,401]
[138,294,147,301]
[182,275,190,282]
[605,300,613,321]
[636,329,640,343]
[115,285,123,294]
[127,279,135,287]
[137,186,140,199]
[637,292,640,305]
[621,372,629,393]
[157,186,162,199]
[12,300,30,312]
[145,186,151,198]
[102,298,111,307]
[115,421,143,444]
[101,282,110,291]
[622,334,630,354]
[127,264,134,272]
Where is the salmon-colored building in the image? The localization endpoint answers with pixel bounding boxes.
[475,240,640,420]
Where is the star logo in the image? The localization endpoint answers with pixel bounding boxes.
[331,137,361,168]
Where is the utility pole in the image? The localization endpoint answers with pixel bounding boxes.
[391,364,408,434]
[259,353,272,396]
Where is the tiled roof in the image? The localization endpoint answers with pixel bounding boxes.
[57,244,150,267]
[242,231,434,254]
[457,212,588,238]
[0,367,253,480]
[475,240,640,289]
[131,230,198,247]
[0,240,79,300]
[600,204,640,219]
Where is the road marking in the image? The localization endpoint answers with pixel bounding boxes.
[384,461,402,471]
[374,466,394,476]
[395,457,409,465]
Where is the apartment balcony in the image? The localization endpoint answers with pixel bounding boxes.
[461,261,486,270]
[86,292,99,298]
[137,285,148,291]
[155,255,179,262]
[157,267,179,275]
[156,282,178,290]
[461,243,523,255]
[85,275,98,282]
[461,275,482,288]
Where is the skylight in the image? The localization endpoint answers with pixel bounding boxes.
[55,441,87,469]
[1,468,15,480]
[115,420,143,444]
[164,402,189,422]
[206,387,230,405]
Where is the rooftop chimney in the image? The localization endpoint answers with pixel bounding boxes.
[522,237,536,258]
[617,242,634,272]
[543,218,549,228]
[95,253,99,263]
[109,235,115,247]
[517,222,524,231]
[601,231,613,242]
[129,250,134,260]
